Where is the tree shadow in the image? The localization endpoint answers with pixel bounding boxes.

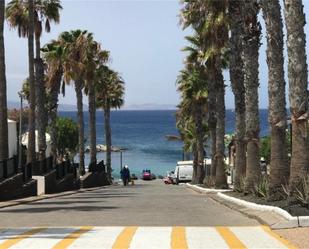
[0,205,118,213]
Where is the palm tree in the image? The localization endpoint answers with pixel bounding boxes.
[261,0,288,200]
[181,34,207,183]
[180,0,229,188]
[26,0,36,164]
[42,40,64,165]
[58,30,89,175]
[96,66,125,182]
[6,0,62,161]
[242,0,262,193]
[283,0,309,193]
[177,67,208,184]
[180,0,217,180]
[84,45,109,168]
[228,0,246,189]
[0,0,8,161]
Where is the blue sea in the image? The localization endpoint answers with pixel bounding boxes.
[59,110,269,178]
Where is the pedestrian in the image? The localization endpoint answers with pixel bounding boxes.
[121,165,130,186]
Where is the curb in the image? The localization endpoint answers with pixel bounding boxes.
[216,192,309,229]
[185,183,309,229]
[0,184,113,209]
[186,183,232,194]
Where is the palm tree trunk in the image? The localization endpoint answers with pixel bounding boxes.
[27,0,36,164]
[104,100,112,182]
[284,0,309,192]
[229,0,246,189]
[191,144,198,184]
[75,80,85,175]
[208,79,217,177]
[242,0,262,193]
[0,0,8,161]
[49,72,62,166]
[34,33,47,162]
[215,69,228,189]
[262,0,288,200]
[88,81,97,165]
[195,104,205,184]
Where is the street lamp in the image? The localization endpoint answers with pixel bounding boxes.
[120,149,123,172]
[18,91,24,170]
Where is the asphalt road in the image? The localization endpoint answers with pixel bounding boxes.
[0,180,259,227]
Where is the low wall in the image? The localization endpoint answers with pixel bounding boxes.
[0,173,37,201]
[80,170,109,189]
[44,170,80,194]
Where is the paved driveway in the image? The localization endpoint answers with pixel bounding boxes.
[0,180,258,227]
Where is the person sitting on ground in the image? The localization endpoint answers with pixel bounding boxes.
[121,165,130,186]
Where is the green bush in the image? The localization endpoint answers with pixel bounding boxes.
[260,136,271,164]
[55,117,79,160]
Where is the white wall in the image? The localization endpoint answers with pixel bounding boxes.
[8,119,17,158]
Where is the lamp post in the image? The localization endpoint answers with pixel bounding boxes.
[120,150,123,172]
[18,91,24,170]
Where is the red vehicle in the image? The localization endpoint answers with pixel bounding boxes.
[142,169,152,180]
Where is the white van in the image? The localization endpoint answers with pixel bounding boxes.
[174,161,193,184]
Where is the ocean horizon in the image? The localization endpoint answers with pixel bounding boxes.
[59,109,270,178]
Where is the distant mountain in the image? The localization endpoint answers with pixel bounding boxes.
[122,103,177,110]
[8,100,177,111]
[8,100,85,112]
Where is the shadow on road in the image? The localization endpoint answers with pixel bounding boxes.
[0,205,118,213]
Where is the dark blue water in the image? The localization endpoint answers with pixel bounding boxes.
[59,110,269,177]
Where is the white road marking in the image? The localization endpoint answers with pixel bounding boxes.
[68,226,123,249]
[129,227,171,249]
[9,228,76,249]
[0,226,293,249]
[230,226,287,249]
[186,227,230,249]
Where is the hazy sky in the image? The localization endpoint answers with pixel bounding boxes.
[4,0,309,109]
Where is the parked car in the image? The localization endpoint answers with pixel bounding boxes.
[142,169,152,180]
[174,161,193,184]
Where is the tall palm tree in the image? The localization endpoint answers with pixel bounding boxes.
[242,0,262,193]
[26,0,36,164]
[42,40,64,165]
[177,67,208,184]
[180,0,216,180]
[96,66,125,182]
[181,34,207,183]
[180,0,229,188]
[261,0,288,200]
[6,0,62,161]
[58,30,94,175]
[0,0,8,161]
[84,45,109,168]
[283,0,309,193]
[229,0,246,189]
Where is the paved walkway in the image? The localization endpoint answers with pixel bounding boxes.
[0,226,296,249]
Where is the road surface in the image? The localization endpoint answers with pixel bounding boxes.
[0,180,296,248]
